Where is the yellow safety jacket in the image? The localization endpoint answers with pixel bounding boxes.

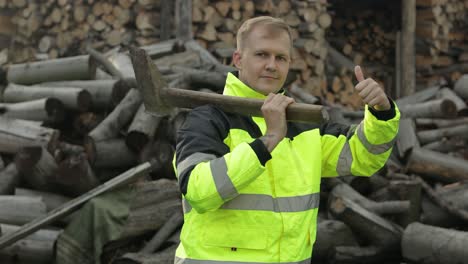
[174,73,400,263]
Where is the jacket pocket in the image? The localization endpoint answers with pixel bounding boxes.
[203,226,268,250]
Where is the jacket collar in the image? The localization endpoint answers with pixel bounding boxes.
[223,72,284,99]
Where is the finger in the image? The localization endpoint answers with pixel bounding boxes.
[354,65,365,83]
[362,87,382,104]
[358,83,375,99]
[264,93,275,104]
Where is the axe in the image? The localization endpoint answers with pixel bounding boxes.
[130,47,328,123]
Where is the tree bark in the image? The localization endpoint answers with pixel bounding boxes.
[15,146,58,192]
[0,117,59,154]
[126,104,161,153]
[406,147,468,183]
[4,83,92,112]
[402,222,468,264]
[56,153,100,196]
[396,118,420,159]
[399,98,457,118]
[7,55,96,85]
[0,163,19,195]
[417,124,468,145]
[0,98,65,124]
[0,196,46,225]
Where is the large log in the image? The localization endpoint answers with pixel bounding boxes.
[86,88,142,149]
[0,196,46,225]
[417,124,468,144]
[396,118,420,159]
[7,55,96,85]
[436,87,467,113]
[453,74,468,99]
[402,222,468,264]
[15,188,71,212]
[399,98,457,118]
[90,138,137,169]
[126,104,161,153]
[0,117,59,154]
[406,147,468,183]
[15,146,58,192]
[56,153,100,196]
[3,83,92,112]
[328,194,402,253]
[0,98,65,124]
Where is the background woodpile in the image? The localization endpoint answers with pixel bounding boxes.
[3,0,173,63]
[415,0,468,88]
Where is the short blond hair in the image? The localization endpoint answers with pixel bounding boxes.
[236,16,293,53]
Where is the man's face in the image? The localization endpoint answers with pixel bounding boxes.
[233,25,291,95]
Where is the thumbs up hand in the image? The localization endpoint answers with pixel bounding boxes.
[354,65,391,111]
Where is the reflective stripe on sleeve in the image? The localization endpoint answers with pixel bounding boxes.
[356,123,395,154]
[177,152,217,181]
[210,157,239,201]
[336,141,352,176]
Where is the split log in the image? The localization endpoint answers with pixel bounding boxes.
[328,194,402,252]
[402,222,468,264]
[56,153,100,196]
[86,88,142,148]
[0,117,59,154]
[399,98,457,118]
[126,104,161,153]
[0,163,19,195]
[0,196,46,225]
[406,148,468,183]
[92,138,138,170]
[3,83,92,112]
[15,146,58,192]
[312,220,358,262]
[417,124,468,144]
[0,98,65,124]
[7,55,97,85]
[396,118,420,159]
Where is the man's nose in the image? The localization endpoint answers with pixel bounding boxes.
[265,56,277,71]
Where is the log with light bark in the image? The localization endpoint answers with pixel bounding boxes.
[92,138,138,170]
[0,163,19,195]
[399,98,457,118]
[436,87,467,113]
[415,117,468,128]
[406,147,468,183]
[86,88,142,147]
[416,124,468,145]
[402,222,468,264]
[15,188,71,212]
[0,98,65,124]
[37,79,123,110]
[0,117,59,154]
[331,246,396,264]
[396,118,420,159]
[0,223,58,264]
[328,194,402,253]
[0,196,46,225]
[169,65,226,91]
[422,137,465,153]
[395,85,439,106]
[15,146,58,192]
[3,83,92,112]
[56,153,100,196]
[6,55,96,85]
[139,210,183,254]
[126,104,161,153]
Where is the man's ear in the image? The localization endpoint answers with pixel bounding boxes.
[233,50,242,70]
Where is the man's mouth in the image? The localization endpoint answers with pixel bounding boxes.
[261,76,278,79]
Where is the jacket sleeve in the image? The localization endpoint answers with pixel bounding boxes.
[175,106,271,213]
[321,100,400,177]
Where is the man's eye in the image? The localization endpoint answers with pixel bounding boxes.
[256,53,266,57]
[277,56,286,61]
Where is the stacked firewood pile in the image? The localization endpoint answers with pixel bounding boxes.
[192,0,331,103]
[325,2,399,110]
[416,0,468,87]
[5,0,173,63]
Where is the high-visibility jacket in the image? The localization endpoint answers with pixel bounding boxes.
[174,73,400,263]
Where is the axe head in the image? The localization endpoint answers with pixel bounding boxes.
[130,47,173,117]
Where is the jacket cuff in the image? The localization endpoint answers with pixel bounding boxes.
[368,98,396,121]
[249,139,272,166]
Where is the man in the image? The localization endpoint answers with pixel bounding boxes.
[174,16,400,263]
